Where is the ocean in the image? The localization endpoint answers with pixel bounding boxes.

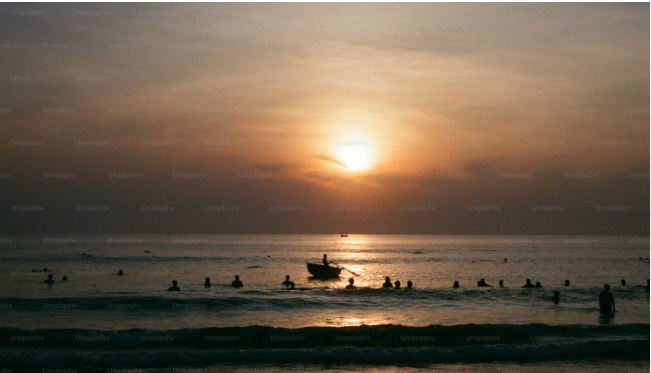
[0,234,648,372]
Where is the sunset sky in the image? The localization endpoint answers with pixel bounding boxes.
[0,3,648,234]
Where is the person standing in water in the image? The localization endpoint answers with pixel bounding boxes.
[599,284,616,316]
[231,275,243,288]
[282,275,292,287]
[453,281,459,288]
[407,281,413,289]
[382,277,393,288]
[498,280,504,287]
[44,274,55,284]
[522,279,535,288]
[204,278,211,288]
[620,279,627,286]
[118,270,124,276]
[564,280,570,286]
[167,280,180,291]
[394,281,401,289]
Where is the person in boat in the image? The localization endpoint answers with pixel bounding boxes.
[620,279,627,286]
[322,254,330,267]
[477,278,492,287]
[522,279,535,288]
[599,284,615,316]
[167,280,180,291]
[407,280,413,289]
[382,277,393,288]
[535,281,542,288]
[394,280,401,289]
[553,291,560,304]
[564,280,570,286]
[282,275,292,287]
[498,280,504,287]
[118,270,124,276]
[44,274,55,284]
[231,275,243,288]
[453,281,459,288]
[345,278,356,289]
[204,277,211,288]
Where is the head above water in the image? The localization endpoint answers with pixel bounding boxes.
[407,280,413,289]
[621,279,626,286]
[235,275,240,280]
[205,277,210,283]
[323,254,327,258]
[499,280,504,286]
[564,280,570,286]
[48,274,53,279]
[118,270,124,275]
[385,277,391,282]
[62,276,67,281]
[286,275,290,280]
[349,278,354,284]
[172,280,178,286]
[526,279,532,284]
[453,281,459,288]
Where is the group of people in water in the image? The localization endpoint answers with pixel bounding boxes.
[41,252,650,317]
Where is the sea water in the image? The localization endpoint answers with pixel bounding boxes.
[0,235,648,372]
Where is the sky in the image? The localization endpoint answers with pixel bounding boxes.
[0,3,648,235]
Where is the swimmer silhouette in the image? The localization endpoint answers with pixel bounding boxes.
[453,281,459,288]
[282,275,292,287]
[499,280,504,287]
[599,284,616,316]
[62,276,67,281]
[407,280,413,289]
[564,280,570,286]
[44,274,54,284]
[477,278,492,287]
[118,270,124,276]
[345,278,356,289]
[204,277,211,288]
[231,275,243,288]
[535,281,542,288]
[167,280,180,291]
[620,279,627,286]
[382,277,393,288]
[553,291,560,304]
[394,280,401,289]
[522,279,535,288]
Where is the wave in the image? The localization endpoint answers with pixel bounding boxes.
[0,339,648,369]
[0,324,647,350]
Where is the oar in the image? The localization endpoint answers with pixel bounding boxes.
[331,262,360,276]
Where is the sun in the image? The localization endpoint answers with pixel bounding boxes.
[338,143,372,172]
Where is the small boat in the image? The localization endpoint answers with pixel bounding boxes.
[340,233,348,237]
[306,263,342,278]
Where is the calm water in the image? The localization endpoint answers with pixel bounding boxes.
[0,235,648,371]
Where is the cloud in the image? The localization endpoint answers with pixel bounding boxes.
[315,155,348,168]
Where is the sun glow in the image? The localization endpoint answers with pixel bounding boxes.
[338,143,372,172]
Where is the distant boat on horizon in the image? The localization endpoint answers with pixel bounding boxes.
[340,232,348,237]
